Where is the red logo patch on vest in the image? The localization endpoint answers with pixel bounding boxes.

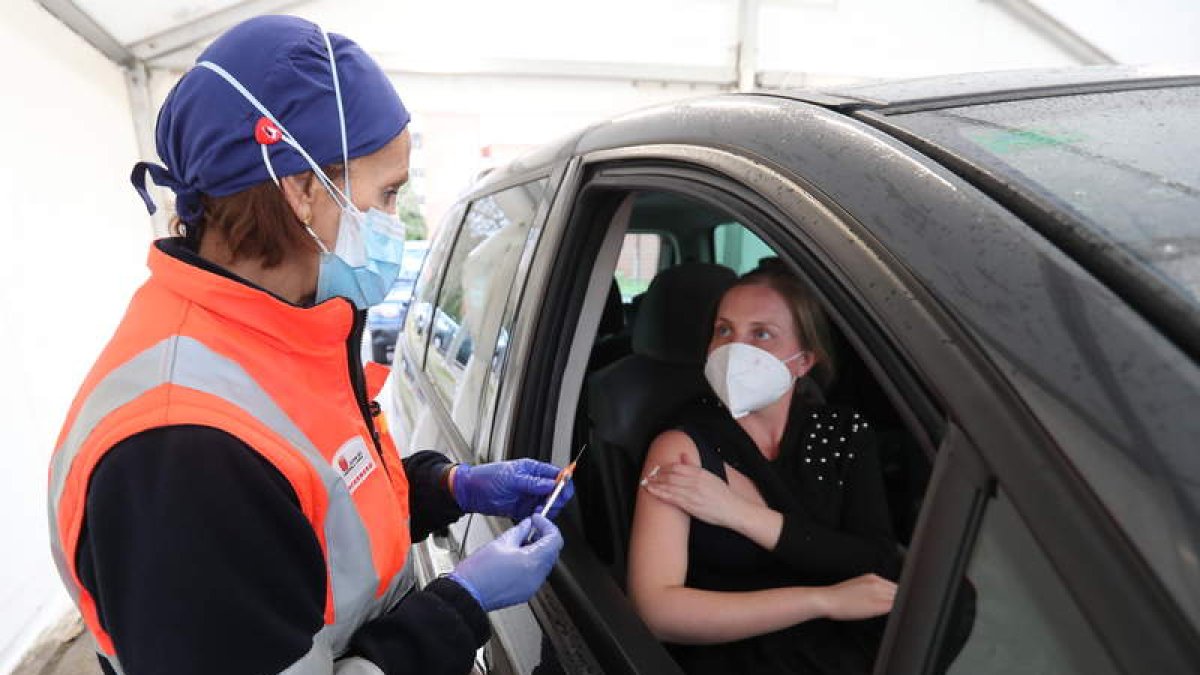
[332,438,377,494]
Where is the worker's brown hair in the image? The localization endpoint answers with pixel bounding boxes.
[170,166,342,268]
[732,257,837,388]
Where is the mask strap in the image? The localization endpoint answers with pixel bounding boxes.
[782,351,807,365]
[302,224,331,254]
[195,60,354,212]
[261,145,281,187]
[321,29,351,199]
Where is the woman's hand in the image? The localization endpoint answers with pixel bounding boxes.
[640,454,749,531]
[818,573,897,621]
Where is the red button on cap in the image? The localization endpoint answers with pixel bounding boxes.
[254,117,282,145]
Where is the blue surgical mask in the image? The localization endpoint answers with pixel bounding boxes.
[312,205,406,308]
[197,28,408,309]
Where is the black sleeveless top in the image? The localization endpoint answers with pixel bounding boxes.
[663,393,900,675]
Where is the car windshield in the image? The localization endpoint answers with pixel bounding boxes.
[891,85,1200,311]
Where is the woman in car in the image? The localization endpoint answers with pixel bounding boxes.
[628,259,901,674]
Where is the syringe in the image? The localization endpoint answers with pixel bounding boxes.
[525,444,587,543]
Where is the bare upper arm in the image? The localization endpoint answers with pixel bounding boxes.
[626,430,699,608]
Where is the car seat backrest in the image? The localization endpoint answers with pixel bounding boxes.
[588,280,632,373]
[580,263,736,583]
[823,325,927,542]
[630,263,735,365]
[598,279,625,337]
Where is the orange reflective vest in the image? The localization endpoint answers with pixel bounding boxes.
[48,242,412,673]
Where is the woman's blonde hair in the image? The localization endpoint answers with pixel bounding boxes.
[732,258,836,388]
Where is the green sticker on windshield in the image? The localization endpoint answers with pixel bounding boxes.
[971,128,1084,154]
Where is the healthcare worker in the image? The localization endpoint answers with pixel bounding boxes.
[47,15,572,675]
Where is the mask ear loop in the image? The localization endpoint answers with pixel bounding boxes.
[782,350,811,382]
[321,28,351,201]
[258,140,331,255]
[261,145,281,187]
[196,60,354,213]
[197,59,354,254]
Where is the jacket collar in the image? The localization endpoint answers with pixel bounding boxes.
[147,238,356,352]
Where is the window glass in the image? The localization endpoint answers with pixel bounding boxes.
[395,205,464,428]
[476,324,514,463]
[426,180,548,441]
[893,86,1200,308]
[402,203,464,368]
[944,491,1119,675]
[713,222,774,274]
[400,241,430,280]
[615,233,665,300]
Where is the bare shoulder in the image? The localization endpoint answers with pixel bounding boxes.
[644,428,701,469]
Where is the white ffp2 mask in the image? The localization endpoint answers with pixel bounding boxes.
[704,343,803,418]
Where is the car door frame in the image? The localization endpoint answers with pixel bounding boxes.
[502,144,950,673]
[392,162,587,674]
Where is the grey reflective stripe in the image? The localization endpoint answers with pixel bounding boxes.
[100,653,126,675]
[47,337,182,608]
[91,633,125,675]
[280,638,335,675]
[287,558,415,675]
[378,555,417,615]
[333,657,387,675]
[279,635,385,675]
[279,636,387,675]
[49,335,393,657]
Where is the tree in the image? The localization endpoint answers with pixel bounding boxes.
[397,183,427,240]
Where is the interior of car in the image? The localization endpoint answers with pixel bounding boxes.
[568,189,934,591]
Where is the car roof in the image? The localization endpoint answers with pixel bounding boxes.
[466,126,596,197]
[770,64,1200,114]
[463,66,1200,194]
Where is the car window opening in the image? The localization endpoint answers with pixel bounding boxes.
[568,188,937,666]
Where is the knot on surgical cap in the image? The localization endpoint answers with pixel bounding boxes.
[130,15,409,222]
[131,162,204,224]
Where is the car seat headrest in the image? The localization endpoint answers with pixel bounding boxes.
[632,263,737,365]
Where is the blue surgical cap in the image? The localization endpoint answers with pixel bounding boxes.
[132,15,410,224]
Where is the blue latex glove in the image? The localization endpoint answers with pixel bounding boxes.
[447,514,564,611]
[452,458,575,519]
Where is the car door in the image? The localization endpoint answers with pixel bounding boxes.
[386,170,567,673]
[496,94,1198,673]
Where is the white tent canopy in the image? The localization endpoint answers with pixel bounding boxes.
[4,0,1196,671]
[37,0,1124,236]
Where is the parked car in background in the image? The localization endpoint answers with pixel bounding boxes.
[382,66,1200,674]
[367,240,429,364]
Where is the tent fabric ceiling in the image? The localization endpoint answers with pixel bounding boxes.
[65,0,746,77]
[76,0,245,45]
[47,1,1200,83]
[49,0,1126,82]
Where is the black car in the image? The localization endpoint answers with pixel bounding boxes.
[382,66,1200,674]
